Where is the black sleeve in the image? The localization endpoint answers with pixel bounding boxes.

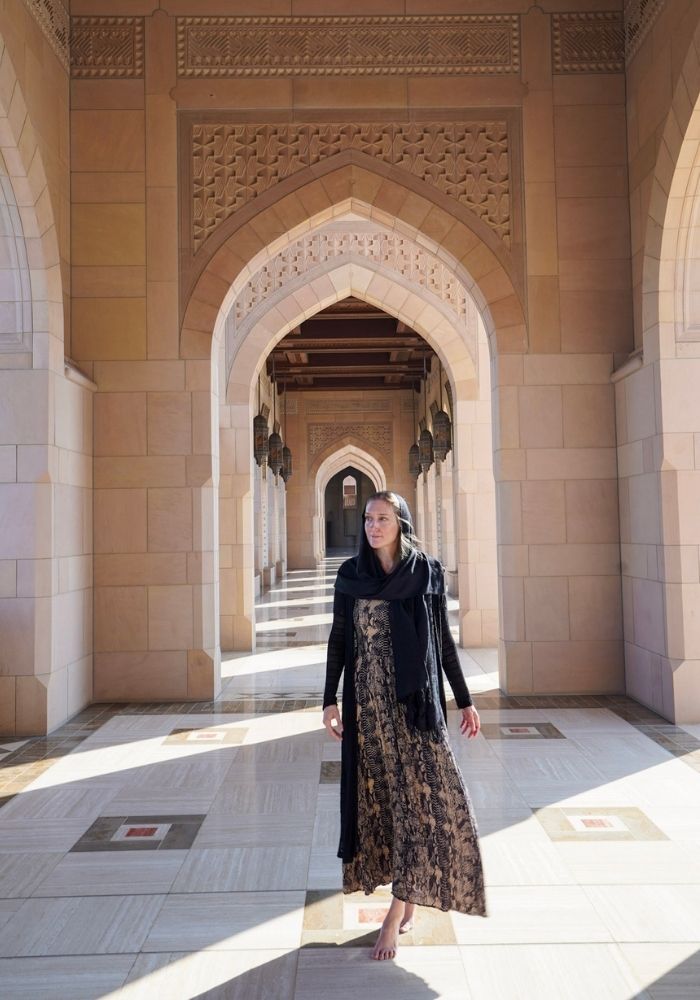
[438,593,473,709]
[323,589,346,708]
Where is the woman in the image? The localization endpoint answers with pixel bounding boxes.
[322,491,487,961]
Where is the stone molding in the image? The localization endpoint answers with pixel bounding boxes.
[624,0,665,63]
[70,17,145,79]
[233,230,471,326]
[307,398,392,413]
[309,422,392,458]
[551,11,625,74]
[176,14,520,78]
[21,0,69,71]
[191,120,511,254]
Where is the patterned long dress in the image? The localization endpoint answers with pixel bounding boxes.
[342,598,487,916]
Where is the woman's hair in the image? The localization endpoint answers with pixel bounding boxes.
[359,491,421,562]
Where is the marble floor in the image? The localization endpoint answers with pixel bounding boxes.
[1,560,700,998]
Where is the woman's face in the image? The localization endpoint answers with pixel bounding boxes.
[364,499,400,557]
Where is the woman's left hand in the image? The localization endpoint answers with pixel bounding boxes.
[460,705,480,739]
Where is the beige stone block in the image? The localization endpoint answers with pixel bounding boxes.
[0,597,46,676]
[569,576,623,641]
[632,577,666,655]
[555,165,628,199]
[659,359,700,432]
[94,489,147,554]
[552,73,625,107]
[524,576,569,641]
[0,675,16,736]
[664,583,700,660]
[554,105,627,169]
[17,558,56,598]
[524,182,558,275]
[146,187,178,282]
[72,266,146,298]
[187,649,216,700]
[562,384,616,448]
[0,484,52,559]
[664,471,700,545]
[499,575,524,642]
[527,275,560,353]
[72,298,147,361]
[557,197,630,260]
[658,546,700,585]
[15,674,51,737]
[528,448,617,481]
[94,392,147,457]
[496,481,522,545]
[625,363,656,442]
[532,640,624,693]
[94,586,148,652]
[146,94,177,187]
[530,543,620,577]
[72,204,145,267]
[147,281,179,359]
[523,89,555,185]
[0,371,50,446]
[95,456,185,489]
[521,480,566,544]
[71,78,144,110]
[147,392,192,456]
[0,560,16,598]
[559,288,633,353]
[518,386,563,449]
[92,361,185,393]
[565,479,619,544]
[523,354,613,386]
[71,111,145,172]
[498,545,529,576]
[94,552,187,587]
[71,172,145,204]
[293,76,406,107]
[501,640,533,694]
[148,487,193,552]
[93,650,187,701]
[628,472,661,546]
[148,584,193,650]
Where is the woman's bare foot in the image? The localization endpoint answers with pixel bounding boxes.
[399,902,416,934]
[371,898,405,960]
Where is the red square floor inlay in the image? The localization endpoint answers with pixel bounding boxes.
[125,826,159,838]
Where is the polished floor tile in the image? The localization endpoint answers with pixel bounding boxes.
[1,560,699,996]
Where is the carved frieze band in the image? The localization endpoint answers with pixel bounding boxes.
[176,15,520,78]
[192,121,511,254]
[552,12,625,74]
[624,0,665,63]
[309,423,392,458]
[235,232,470,326]
[21,0,69,71]
[70,17,145,79]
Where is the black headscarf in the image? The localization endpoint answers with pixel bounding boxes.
[334,493,444,731]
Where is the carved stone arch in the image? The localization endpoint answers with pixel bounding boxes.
[641,9,700,350]
[181,163,526,363]
[0,33,63,363]
[312,444,387,561]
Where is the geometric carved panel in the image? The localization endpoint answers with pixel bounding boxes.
[192,120,511,254]
[552,12,625,74]
[21,0,69,71]
[71,17,145,79]
[176,14,520,78]
[624,0,665,64]
[309,423,392,458]
[234,231,471,326]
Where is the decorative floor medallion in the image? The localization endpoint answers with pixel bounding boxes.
[535,806,668,842]
[70,814,206,852]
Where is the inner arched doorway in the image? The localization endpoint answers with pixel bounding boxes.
[324,468,375,554]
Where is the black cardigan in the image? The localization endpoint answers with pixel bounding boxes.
[323,586,473,862]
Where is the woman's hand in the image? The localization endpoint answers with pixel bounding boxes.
[460,705,480,739]
[323,704,344,741]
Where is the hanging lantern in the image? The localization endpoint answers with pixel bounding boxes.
[253,376,269,467]
[433,360,452,462]
[268,429,284,477]
[419,356,434,475]
[281,445,293,481]
[408,442,420,478]
[419,425,434,474]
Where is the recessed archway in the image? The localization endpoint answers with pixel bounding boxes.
[312,443,387,562]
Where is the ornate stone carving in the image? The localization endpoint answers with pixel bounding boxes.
[234,231,471,325]
[22,0,69,71]
[552,12,625,74]
[70,17,145,79]
[624,0,665,63]
[307,398,391,413]
[192,121,511,253]
[176,14,520,78]
[309,423,392,458]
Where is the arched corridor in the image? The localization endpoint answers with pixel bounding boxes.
[0,560,698,995]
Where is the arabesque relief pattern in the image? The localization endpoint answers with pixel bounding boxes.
[70,17,145,78]
[21,0,69,70]
[192,121,511,253]
[309,423,392,458]
[624,0,665,62]
[551,12,625,74]
[234,231,471,325]
[176,14,520,78]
